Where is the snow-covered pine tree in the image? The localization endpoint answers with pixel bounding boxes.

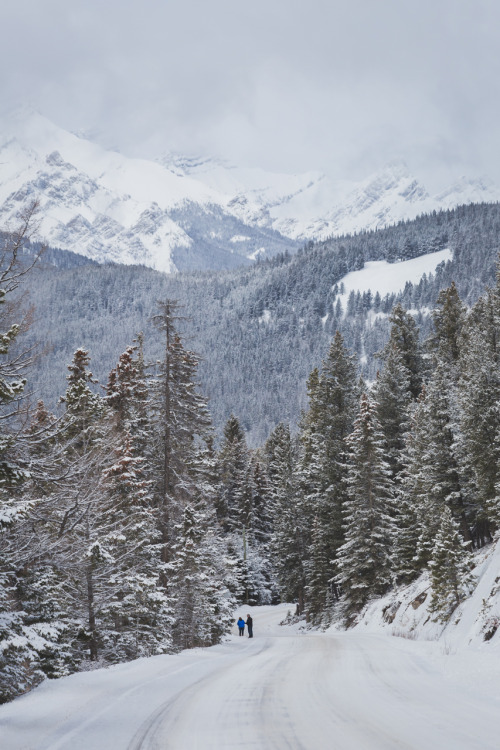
[241,454,277,603]
[0,202,44,493]
[106,346,137,430]
[249,456,273,548]
[266,422,306,612]
[336,393,394,620]
[380,303,424,399]
[430,282,467,373]
[102,341,173,659]
[391,389,429,585]
[41,345,172,665]
[37,348,114,663]
[148,301,213,562]
[298,331,359,621]
[0,204,60,702]
[216,414,249,533]
[305,515,335,627]
[217,429,276,605]
[168,503,234,650]
[60,348,106,442]
[373,340,412,484]
[457,289,500,542]
[3,401,79,695]
[97,433,173,661]
[428,506,476,623]
[107,344,142,427]
[414,362,470,569]
[106,337,150,454]
[146,303,235,644]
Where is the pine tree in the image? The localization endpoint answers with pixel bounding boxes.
[106,336,150,454]
[299,331,359,620]
[242,455,277,603]
[430,282,467,371]
[380,303,424,399]
[0,203,58,702]
[428,506,476,623]
[217,424,276,605]
[97,433,172,661]
[37,348,174,665]
[148,301,213,562]
[266,423,306,612]
[145,303,234,644]
[305,515,334,627]
[373,340,412,483]
[391,390,428,585]
[249,456,272,548]
[168,504,234,649]
[216,414,249,533]
[60,348,106,442]
[337,394,394,620]
[3,400,78,694]
[457,291,500,542]
[38,348,113,662]
[414,362,470,568]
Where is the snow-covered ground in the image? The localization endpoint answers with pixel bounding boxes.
[353,535,500,656]
[2,593,500,750]
[335,248,452,315]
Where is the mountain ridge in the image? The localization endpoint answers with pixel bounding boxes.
[1,107,499,273]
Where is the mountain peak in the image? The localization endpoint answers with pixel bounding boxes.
[0,110,498,272]
[157,152,231,177]
[436,175,498,206]
[381,158,412,178]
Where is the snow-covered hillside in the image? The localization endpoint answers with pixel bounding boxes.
[334,248,453,315]
[352,536,500,654]
[0,107,499,273]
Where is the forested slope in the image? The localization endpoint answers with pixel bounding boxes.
[21,203,500,443]
[3,202,500,703]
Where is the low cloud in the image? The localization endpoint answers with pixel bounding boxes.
[1,0,499,189]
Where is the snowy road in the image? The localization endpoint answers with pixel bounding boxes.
[2,604,500,750]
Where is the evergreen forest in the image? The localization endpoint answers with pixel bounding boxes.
[2,201,500,701]
[19,202,500,444]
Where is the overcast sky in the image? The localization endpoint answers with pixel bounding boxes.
[1,0,499,189]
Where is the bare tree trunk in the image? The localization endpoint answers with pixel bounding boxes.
[153,300,182,565]
[161,303,172,562]
[86,565,98,660]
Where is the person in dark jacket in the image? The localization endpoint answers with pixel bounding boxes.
[246,614,253,638]
[237,617,245,636]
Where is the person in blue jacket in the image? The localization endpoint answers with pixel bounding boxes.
[237,616,245,636]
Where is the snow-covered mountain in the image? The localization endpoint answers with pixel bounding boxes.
[159,153,500,243]
[0,108,297,273]
[1,107,499,273]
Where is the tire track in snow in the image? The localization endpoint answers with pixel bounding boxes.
[3,605,500,750]
[127,637,287,750]
[128,631,500,750]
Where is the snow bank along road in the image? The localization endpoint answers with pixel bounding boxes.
[2,604,500,750]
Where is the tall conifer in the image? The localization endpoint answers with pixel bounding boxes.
[337,394,394,619]
[299,331,359,619]
[428,506,475,623]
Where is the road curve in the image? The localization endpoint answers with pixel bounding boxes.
[2,605,500,750]
[127,611,500,750]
